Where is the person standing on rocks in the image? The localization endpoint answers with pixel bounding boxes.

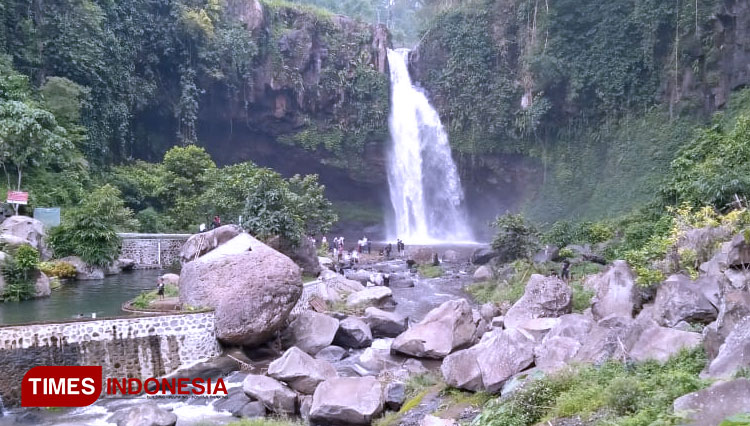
[385,243,392,259]
[561,260,571,282]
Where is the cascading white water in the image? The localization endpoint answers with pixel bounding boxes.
[386,48,473,243]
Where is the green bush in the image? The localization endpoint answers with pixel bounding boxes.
[491,213,539,264]
[474,348,708,426]
[417,264,444,278]
[48,185,130,266]
[39,261,77,279]
[466,260,539,305]
[2,245,40,301]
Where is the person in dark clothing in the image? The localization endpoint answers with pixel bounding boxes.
[157,281,165,300]
[561,260,571,281]
[385,243,392,259]
[367,240,372,254]
[211,215,221,229]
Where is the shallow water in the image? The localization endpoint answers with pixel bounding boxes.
[0,269,165,325]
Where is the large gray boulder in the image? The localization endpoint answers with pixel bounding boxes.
[283,311,339,355]
[310,377,384,425]
[673,379,750,425]
[318,269,365,302]
[60,256,105,280]
[0,216,49,259]
[628,325,702,363]
[705,316,750,378]
[179,224,243,263]
[703,290,750,360]
[588,260,638,320]
[544,313,594,343]
[242,374,297,415]
[267,347,337,394]
[179,233,302,346]
[471,248,498,265]
[442,328,535,392]
[392,299,475,359]
[107,402,177,426]
[363,307,408,338]
[653,274,717,327]
[473,265,492,281]
[534,336,582,372]
[574,316,633,365]
[333,317,373,349]
[504,274,572,329]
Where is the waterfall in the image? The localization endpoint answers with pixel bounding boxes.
[386,48,473,243]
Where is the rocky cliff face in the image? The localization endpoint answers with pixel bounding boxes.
[196,0,390,192]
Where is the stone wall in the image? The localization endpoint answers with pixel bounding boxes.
[0,312,220,406]
[119,233,190,268]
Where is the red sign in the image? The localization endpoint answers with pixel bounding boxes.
[7,191,28,205]
[22,366,102,407]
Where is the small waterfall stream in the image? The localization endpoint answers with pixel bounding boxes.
[386,48,473,243]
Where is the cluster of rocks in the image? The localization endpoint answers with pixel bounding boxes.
[0,216,53,298]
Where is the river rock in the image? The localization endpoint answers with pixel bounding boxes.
[653,274,717,327]
[441,328,535,392]
[179,224,243,263]
[589,260,639,320]
[158,273,180,286]
[534,336,582,372]
[388,274,415,288]
[473,265,492,281]
[214,387,253,416]
[242,374,297,415]
[60,256,105,280]
[346,286,393,308]
[310,376,384,425]
[268,347,337,394]
[392,299,475,359]
[363,307,408,337]
[315,345,347,363]
[0,216,49,259]
[180,233,302,346]
[345,269,372,284]
[384,381,406,410]
[504,274,572,329]
[318,269,365,302]
[108,402,177,426]
[628,325,702,362]
[284,310,339,354]
[238,401,266,419]
[705,316,750,378]
[471,248,498,265]
[333,317,373,349]
[673,379,750,425]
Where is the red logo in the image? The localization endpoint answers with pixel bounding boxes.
[22,366,102,407]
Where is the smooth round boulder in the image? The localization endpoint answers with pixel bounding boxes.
[179,224,243,263]
[158,273,180,286]
[179,233,302,346]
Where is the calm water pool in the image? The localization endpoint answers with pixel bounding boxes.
[0,269,166,325]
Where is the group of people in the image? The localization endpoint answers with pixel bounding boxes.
[313,235,407,265]
[199,215,222,233]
